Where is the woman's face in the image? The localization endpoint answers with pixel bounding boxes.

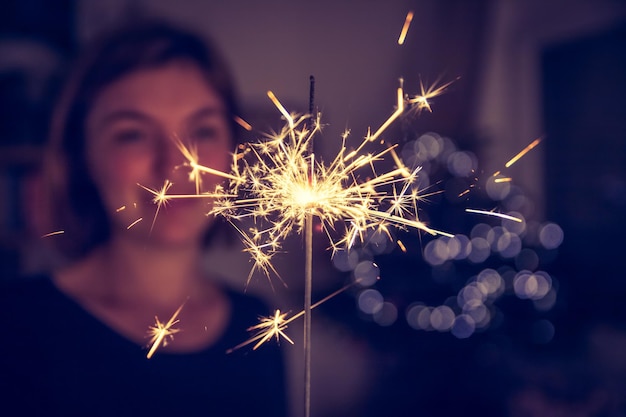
[85,61,232,246]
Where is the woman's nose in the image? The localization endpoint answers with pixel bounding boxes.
[155,136,187,180]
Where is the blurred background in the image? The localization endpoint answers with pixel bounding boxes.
[1,0,626,416]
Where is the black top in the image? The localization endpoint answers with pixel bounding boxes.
[0,276,287,417]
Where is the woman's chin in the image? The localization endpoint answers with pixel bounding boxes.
[131,229,206,248]
[118,212,212,248]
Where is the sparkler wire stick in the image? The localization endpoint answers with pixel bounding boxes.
[304,213,313,417]
[304,74,315,417]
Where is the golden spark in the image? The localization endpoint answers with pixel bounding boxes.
[126,218,143,230]
[248,309,293,351]
[41,230,64,238]
[146,302,186,359]
[494,177,513,183]
[407,77,458,115]
[465,208,523,223]
[398,11,414,45]
[138,180,173,233]
[227,280,364,353]
[234,115,253,131]
[503,137,542,169]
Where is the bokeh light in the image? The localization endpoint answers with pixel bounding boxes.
[353,261,380,287]
[332,248,359,272]
[468,237,490,263]
[451,314,475,339]
[447,151,477,177]
[485,175,511,201]
[513,270,552,300]
[334,126,561,338]
[539,222,564,249]
[373,302,398,326]
[430,305,455,331]
[357,289,384,315]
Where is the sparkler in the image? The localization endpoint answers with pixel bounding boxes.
[173,79,452,417]
[132,12,539,417]
[137,74,453,416]
[129,17,549,417]
[134,10,546,415]
[208,81,455,275]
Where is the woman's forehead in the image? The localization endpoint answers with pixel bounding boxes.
[88,61,226,126]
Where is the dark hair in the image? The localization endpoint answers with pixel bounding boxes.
[45,21,241,259]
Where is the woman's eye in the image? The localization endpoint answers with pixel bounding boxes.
[113,129,148,144]
[191,126,219,141]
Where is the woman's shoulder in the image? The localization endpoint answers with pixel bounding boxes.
[0,275,64,355]
[0,274,58,308]
[0,274,69,330]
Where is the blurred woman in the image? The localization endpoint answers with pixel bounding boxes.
[0,21,286,417]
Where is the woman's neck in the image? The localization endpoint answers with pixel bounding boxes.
[87,236,206,310]
[54,235,230,352]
